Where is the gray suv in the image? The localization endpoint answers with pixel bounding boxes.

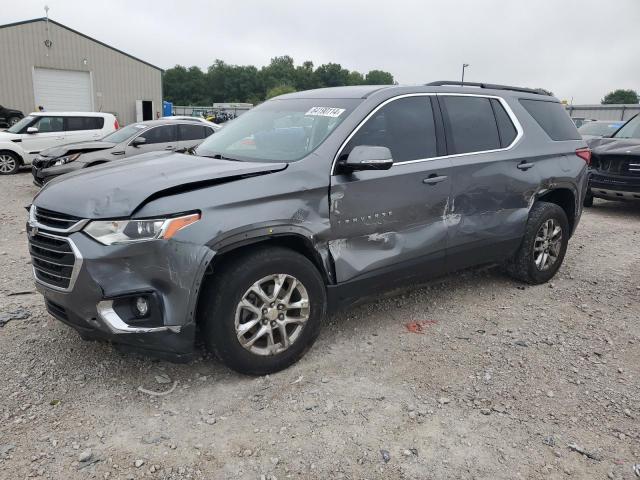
[27,82,589,375]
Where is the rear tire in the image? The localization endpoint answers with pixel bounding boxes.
[200,247,326,375]
[8,116,21,127]
[0,151,20,175]
[506,201,569,284]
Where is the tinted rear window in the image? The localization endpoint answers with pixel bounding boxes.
[519,99,581,141]
[441,96,500,154]
[178,124,208,141]
[66,116,104,131]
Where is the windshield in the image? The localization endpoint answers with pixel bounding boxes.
[102,123,148,143]
[578,122,623,137]
[6,116,35,134]
[195,98,360,162]
[614,115,640,139]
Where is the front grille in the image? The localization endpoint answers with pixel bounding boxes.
[594,154,640,176]
[33,207,82,230]
[29,231,77,290]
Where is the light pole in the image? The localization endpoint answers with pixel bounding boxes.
[461,63,470,85]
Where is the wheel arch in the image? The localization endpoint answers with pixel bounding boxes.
[536,187,577,234]
[0,147,24,165]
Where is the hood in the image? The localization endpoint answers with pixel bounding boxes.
[40,141,115,158]
[33,151,287,218]
[592,137,640,155]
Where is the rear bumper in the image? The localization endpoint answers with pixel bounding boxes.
[31,229,215,361]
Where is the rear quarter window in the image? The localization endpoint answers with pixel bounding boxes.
[519,99,581,141]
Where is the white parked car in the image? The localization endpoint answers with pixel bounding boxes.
[0,111,118,174]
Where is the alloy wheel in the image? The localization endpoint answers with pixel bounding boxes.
[234,274,310,356]
[533,218,563,271]
[0,154,17,174]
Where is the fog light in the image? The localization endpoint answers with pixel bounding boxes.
[134,296,149,317]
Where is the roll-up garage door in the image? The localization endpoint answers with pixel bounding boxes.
[33,68,92,112]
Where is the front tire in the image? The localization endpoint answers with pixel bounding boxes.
[506,201,569,284]
[0,151,20,175]
[200,247,326,375]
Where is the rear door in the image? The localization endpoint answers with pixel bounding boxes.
[439,94,532,270]
[329,94,452,285]
[177,124,214,152]
[125,124,178,156]
[64,116,105,143]
[20,116,66,160]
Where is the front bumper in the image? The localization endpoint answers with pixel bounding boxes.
[30,227,214,360]
[588,172,640,201]
[31,159,87,186]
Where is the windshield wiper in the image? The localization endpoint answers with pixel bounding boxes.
[200,152,243,162]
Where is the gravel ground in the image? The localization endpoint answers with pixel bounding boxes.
[1,170,639,480]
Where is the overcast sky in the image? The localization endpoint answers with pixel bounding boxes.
[4,0,640,104]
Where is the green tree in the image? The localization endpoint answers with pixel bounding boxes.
[260,56,296,92]
[601,89,639,104]
[315,63,350,87]
[266,85,297,99]
[365,70,394,85]
[294,61,317,91]
[347,71,365,85]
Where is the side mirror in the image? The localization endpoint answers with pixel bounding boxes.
[341,145,393,172]
[131,136,146,147]
[26,127,38,134]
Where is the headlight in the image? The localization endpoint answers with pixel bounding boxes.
[53,152,81,166]
[83,213,200,245]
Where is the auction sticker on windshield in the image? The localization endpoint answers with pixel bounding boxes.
[305,107,346,118]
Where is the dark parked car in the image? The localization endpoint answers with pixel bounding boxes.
[585,114,640,206]
[31,119,219,185]
[577,120,625,140]
[0,104,24,127]
[27,82,589,374]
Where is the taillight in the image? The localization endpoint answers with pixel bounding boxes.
[114,119,120,130]
[575,147,591,165]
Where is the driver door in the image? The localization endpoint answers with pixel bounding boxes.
[328,95,452,286]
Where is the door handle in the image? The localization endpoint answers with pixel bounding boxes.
[164,146,175,151]
[517,162,534,171]
[423,175,448,185]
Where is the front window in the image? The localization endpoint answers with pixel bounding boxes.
[7,116,35,134]
[613,115,640,139]
[102,124,147,143]
[196,98,360,162]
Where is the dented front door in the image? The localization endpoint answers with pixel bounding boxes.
[329,158,452,283]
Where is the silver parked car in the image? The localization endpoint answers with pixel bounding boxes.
[31,119,218,185]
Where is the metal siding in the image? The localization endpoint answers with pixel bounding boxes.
[566,104,640,121]
[0,20,161,125]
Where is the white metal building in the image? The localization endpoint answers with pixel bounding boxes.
[565,104,640,121]
[0,18,163,125]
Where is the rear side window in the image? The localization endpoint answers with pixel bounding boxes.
[519,99,581,141]
[490,99,518,147]
[141,125,177,144]
[178,124,208,141]
[343,96,437,162]
[441,96,500,154]
[65,116,105,131]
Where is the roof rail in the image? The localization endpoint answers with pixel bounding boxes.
[426,81,550,96]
